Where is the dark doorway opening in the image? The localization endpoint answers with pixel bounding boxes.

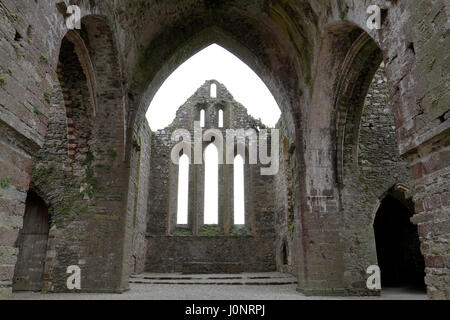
[13,191,50,292]
[282,242,288,266]
[374,195,426,291]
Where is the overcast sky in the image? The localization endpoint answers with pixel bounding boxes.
[146,44,281,130]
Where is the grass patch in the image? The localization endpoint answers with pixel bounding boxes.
[0,177,11,189]
[0,74,7,85]
[230,227,251,237]
[44,91,51,103]
[13,44,22,58]
[33,105,43,115]
[40,54,48,63]
[198,225,222,236]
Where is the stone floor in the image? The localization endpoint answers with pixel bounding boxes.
[11,272,428,300]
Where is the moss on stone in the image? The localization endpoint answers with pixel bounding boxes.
[33,105,43,115]
[13,43,22,57]
[9,13,17,22]
[49,194,88,228]
[230,227,251,237]
[44,91,51,103]
[81,151,95,166]
[31,165,55,187]
[40,54,48,63]
[83,167,100,198]
[0,176,11,189]
[428,58,436,70]
[198,225,222,236]
[431,96,440,107]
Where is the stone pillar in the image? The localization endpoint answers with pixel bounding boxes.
[408,133,450,300]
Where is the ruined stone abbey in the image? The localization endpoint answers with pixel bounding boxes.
[0,0,448,299]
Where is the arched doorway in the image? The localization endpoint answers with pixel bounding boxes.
[13,191,50,292]
[374,195,426,291]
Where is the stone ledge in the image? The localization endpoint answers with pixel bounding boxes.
[296,286,381,297]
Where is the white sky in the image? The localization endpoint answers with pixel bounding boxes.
[146,44,281,130]
[204,144,219,224]
[149,44,280,226]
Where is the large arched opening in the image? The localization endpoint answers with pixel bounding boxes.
[128,16,307,281]
[310,21,427,295]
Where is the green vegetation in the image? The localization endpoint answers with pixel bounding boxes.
[40,54,48,63]
[0,74,8,85]
[83,167,100,198]
[0,177,11,189]
[80,151,101,198]
[288,222,295,240]
[44,91,51,103]
[171,230,193,236]
[230,227,251,237]
[13,44,22,57]
[429,58,436,70]
[48,193,89,228]
[81,151,95,166]
[431,96,440,107]
[198,225,222,236]
[33,105,43,115]
[31,165,55,187]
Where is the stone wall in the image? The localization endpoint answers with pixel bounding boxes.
[273,119,298,275]
[0,3,130,294]
[129,120,152,275]
[0,0,55,298]
[403,1,449,299]
[146,235,276,273]
[339,64,414,295]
